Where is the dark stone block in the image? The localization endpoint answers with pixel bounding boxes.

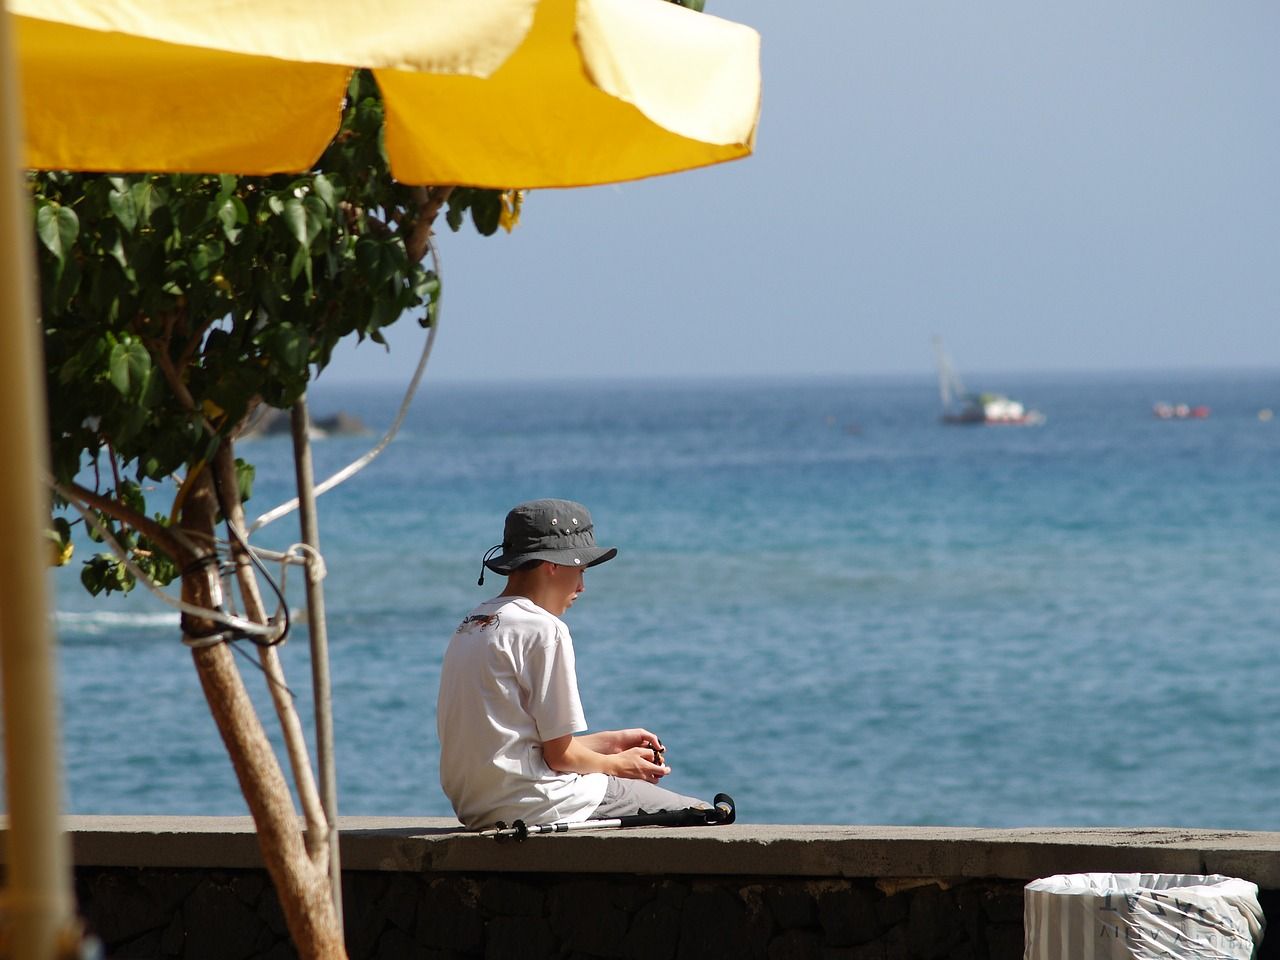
[817,888,879,946]
[550,880,630,956]
[257,942,301,960]
[661,881,692,906]
[253,922,279,954]
[768,928,823,960]
[610,879,660,914]
[943,941,977,960]
[951,884,987,949]
[109,928,164,958]
[550,881,614,930]
[479,877,545,917]
[182,879,265,960]
[257,884,290,938]
[984,923,1024,960]
[624,899,681,960]
[485,915,556,960]
[978,886,1024,925]
[1257,890,1280,960]
[417,882,484,953]
[231,873,266,906]
[86,871,173,944]
[847,941,887,960]
[879,924,909,960]
[344,872,393,958]
[741,884,778,943]
[874,893,909,929]
[161,913,185,956]
[139,870,204,914]
[906,886,965,960]
[765,884,818,931]
[385,874,422,933]
[676,889,766,960]
[375,924,420,960]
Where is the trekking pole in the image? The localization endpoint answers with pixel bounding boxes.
[482,794,736,841]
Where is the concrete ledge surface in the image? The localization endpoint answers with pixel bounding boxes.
[7,817,1280,888]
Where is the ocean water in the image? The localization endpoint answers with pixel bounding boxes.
[47,369,1280,829]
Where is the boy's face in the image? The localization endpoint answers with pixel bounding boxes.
[546,563,586,615]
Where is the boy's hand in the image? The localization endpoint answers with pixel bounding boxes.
[601,728,664,756]
[610,746,671,783]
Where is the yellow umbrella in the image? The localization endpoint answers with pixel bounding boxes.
[14,0,760,184]
[1,0,760,955]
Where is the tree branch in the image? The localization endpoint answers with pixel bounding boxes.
[60,480,188,563]
[406,185,453,264]
[176,311,219,374]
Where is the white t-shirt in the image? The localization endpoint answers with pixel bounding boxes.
[436,595,608,829]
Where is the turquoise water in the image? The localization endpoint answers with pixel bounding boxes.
[49,370,1280,828]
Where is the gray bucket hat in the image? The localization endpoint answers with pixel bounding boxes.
[479,499,617,583]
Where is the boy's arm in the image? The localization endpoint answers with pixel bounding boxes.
[576,728,663,756]
[542,733,671,782]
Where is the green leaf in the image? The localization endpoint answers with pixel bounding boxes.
[412,269,440,307]
[106,230,130,273]
[81,553,134,596]
[51,255,83,312]
[302,195,327,244]
[469,192,502,236]
[117,480,147,517]
[217,197,246,243]
[46,517,74,566]
[129,181,156,226]
[190,244,212,278]
[36,203,79,265]
[289,245,311,283]
[108,339,152,397]
[312,174,336,211]
[108,187,138,233]
[261,322,309,375]
[57,338,108,385]
[354,237,382,277]
[235,458,255,504]
[283,197,309,248]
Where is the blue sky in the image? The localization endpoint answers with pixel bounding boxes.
[323,1,1279,385]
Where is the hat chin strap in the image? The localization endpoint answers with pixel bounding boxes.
[477,544,503,587]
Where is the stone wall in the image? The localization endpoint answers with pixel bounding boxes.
[76,866,1028,960]
[19,817,1280,959]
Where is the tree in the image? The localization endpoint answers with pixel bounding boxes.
[31,71,513,959]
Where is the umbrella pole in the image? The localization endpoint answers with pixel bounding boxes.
[0,12,78,960]
[290,397,344,931]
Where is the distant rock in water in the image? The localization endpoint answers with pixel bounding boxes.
[240,408,370,440]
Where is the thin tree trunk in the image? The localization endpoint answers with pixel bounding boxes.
[180,473,346,959]
[213,443,330,867]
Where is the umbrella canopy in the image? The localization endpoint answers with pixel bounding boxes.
[13,0,760,186]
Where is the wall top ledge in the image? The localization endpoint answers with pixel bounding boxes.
[9,817,1280,888]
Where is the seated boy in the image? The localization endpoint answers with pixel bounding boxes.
[437,498,707,830]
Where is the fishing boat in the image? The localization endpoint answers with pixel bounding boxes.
[1152,402,1210,420]
[932,338,1045,426]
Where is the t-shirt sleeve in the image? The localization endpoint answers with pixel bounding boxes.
[523,627,588,742]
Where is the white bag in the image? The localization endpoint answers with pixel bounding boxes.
[1024,873,1264,960]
